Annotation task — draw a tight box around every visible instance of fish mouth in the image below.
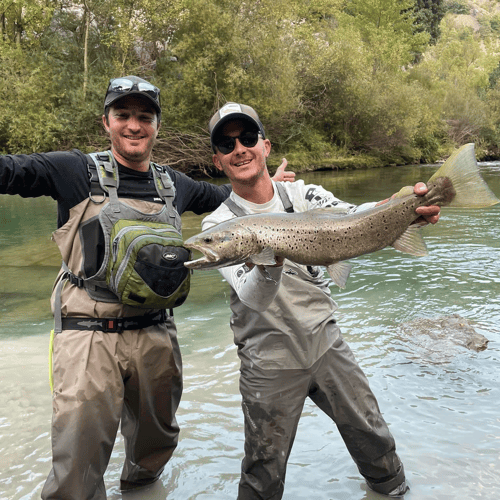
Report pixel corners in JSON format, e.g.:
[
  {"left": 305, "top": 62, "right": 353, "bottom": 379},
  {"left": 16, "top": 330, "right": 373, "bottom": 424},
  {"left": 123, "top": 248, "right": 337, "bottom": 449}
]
[
  {"left": 184, "top": 244, "right": 247, "bottom": 270},
  {"left": 184, "top": 255, "right": 213, "bottom": 269},
  {"left": 184, "top": 254, "right": 243, "bottom": 270},
  {"left": 183, "top": 244, "right": 223, "bottom": 269}
]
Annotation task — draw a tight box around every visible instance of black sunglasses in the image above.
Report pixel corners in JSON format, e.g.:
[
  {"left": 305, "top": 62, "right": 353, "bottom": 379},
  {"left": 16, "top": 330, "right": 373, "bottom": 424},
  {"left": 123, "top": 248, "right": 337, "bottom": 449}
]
[
  {"left": 214, "top": 131, "right": 260, "bottom": 155},
  {"left": 107, "top": 78, "right": 161, "bottom": 104}
]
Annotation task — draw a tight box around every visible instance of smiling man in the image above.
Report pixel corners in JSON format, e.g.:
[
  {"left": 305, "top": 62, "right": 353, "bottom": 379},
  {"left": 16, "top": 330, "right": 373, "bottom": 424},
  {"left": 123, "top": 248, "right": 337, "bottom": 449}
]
[
  {"left": 0, "top": 75, "right": 233, "bottom": 499},
  {"left": 0, "top": 78, "right": 299, "bottom": 499},
  {"left": 202, "top": 102, "right": 441, "bottom": 499},
  {"left": 103, "top": 86, "right": 161, "bottom": 169}
]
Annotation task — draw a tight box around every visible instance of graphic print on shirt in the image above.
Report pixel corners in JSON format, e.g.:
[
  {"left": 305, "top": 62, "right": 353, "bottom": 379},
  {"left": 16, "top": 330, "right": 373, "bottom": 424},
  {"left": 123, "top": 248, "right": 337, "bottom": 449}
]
[{"left": 305, "top": 186, "right": 355, "bottom": 210}]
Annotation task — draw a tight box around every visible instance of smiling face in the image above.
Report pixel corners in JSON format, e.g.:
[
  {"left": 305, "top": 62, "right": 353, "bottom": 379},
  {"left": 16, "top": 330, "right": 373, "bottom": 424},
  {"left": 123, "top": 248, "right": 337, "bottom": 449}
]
[
  {"left": 212, "top": 120, "right": 272, "bottom": 196},
  {"left": 102, "top": 95, "right": 160, "bottom": 171}
]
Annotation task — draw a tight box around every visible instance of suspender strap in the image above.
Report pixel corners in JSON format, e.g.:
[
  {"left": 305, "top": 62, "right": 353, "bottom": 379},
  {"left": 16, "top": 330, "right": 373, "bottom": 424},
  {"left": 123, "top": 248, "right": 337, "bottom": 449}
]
[
  {"left": 53, "top": 270, "right": 67, "bottom": 334},
  {"left": 224, "top": 182, "right": 295, "bottom": 216},
  {"left": 87, "top": 151, "right": 120, "bottom": 212},
  {"left": 223, "top": 197, "right": 248, "bottom": 216},
  {"left": 88, "top": 162, "right": 104, "bottom": 199},
  {"left": 274, "top": 182, "right": 294, "bottom": 213},
  {"left": 152, "top": 164, "right": 176, "bottom": 202},
  {"left": 99, "top": 152, "right": 119, "bottom": 212},
  {"left": 87, "top": 154, "right": 176, "bottom": 210}
]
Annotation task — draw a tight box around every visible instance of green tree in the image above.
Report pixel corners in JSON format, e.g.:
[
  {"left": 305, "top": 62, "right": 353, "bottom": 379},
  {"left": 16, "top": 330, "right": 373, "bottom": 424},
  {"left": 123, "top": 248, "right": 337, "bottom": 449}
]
[
  {"left": 0, "top": 0, "right": 54, "bottom": 47},
  {"left": 297, "top": 0, "right": 437, "bottom": 161},
  {"left": 158, "top": 0, "right": 303, "bottom": 132},
  {"left": 414, "top": 15, "right": 500, "bottom": 148},
  {"left": 414, "top": 0, "right": 446, "bottom": 44},
  {"left": 344, "top": 0, "right": 430, "bottom": 71},
  {"left": 0, "top": 45, "right": 66, "bottom": 152}
]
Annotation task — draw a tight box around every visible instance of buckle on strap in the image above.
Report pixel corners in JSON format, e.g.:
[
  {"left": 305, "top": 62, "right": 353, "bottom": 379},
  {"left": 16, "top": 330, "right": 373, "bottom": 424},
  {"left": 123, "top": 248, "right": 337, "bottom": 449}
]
[
  {"left": 68, "top": 273, "right": 85, "bottom": 288},
  {"left": 103, "top": 318, "right": 123, "bottom": 333}
]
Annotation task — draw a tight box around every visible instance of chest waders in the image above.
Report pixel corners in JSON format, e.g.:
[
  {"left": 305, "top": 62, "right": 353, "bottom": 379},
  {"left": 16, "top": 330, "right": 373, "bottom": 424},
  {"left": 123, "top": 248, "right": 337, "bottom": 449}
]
[
  {"left": 223, "top": 186, "right": 407, "bottom": 498},
  {"left": 223, "top": 182, "right": 339, "bottom": 371},
  {"left": 51, "top": 151, "right": 191, "bottom": 336}
]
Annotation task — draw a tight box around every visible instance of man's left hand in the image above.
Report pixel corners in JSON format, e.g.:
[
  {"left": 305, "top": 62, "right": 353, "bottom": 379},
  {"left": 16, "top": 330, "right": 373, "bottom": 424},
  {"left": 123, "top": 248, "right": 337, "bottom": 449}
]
[
  {"left": 413, "top": 182, "right": 440, "bottom": 224},
  {"left": 377, "top": 182, "right": 440, "bottom": 225},
  {"left": 272, "top": 158, "right": 296, "bottom": 183}
]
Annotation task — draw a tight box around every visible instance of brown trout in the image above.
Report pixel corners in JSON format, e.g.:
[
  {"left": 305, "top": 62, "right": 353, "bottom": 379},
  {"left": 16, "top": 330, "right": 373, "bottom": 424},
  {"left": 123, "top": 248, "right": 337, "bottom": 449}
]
[{"left": 184, "top": 143, "right": 499, "bottom": 287}]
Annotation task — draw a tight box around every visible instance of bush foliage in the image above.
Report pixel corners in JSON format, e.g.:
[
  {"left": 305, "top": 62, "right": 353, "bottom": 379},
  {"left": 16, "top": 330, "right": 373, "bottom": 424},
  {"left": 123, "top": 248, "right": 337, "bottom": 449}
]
[{"left": 1, "top": 0, "right": 500, "bottom": 173}]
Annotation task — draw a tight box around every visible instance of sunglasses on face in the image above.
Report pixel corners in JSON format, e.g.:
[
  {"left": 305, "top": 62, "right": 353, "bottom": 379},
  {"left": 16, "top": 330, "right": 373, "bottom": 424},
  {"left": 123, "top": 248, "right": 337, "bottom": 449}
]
[
  {"left": 107, "top": 78, "right": 161, "bottom": 103},
  {"left": 214, "top": 131, "right": 260, "bottom": 155}
]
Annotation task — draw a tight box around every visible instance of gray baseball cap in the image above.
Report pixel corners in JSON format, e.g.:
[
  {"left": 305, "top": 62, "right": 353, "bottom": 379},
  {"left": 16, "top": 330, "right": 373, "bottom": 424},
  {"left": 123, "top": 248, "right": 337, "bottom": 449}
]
[
  {"left": 104, "top": 76, "right": 161, "bottom": 117},
  {"left": 209, "top": 102, "right": 265, "bottom": 152}
]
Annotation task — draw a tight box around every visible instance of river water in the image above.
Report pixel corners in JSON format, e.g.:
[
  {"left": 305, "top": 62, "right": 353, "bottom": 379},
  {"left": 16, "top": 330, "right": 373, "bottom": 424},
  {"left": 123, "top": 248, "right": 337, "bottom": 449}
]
[{"left": 0, "top": 162, "right": 499, "bottom": 500}]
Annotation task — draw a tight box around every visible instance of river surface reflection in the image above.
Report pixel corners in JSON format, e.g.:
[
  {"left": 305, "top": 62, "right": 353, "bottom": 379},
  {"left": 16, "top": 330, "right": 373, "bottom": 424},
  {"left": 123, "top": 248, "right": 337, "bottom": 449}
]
[{"left": 0, "top": 162, "right": 499, "bottom": 499}]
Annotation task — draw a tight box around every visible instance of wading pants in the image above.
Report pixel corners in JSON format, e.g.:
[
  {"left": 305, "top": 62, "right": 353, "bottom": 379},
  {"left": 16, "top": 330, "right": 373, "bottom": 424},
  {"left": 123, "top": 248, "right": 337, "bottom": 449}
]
[
  {"left": 237, "top": 334, "right": 405, "bottom": 500},
  {"left": 41, "top": 323, "right": 182, "bottom": 500}
]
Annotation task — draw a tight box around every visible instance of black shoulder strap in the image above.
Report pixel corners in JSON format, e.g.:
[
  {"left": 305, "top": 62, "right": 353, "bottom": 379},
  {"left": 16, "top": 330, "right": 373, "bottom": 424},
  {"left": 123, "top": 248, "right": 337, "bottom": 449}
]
[
  {"left": 223, "top": 197, "right": 247, "bottom": 216},
  {"left": 224, "top": 182, "right": 295, "bottom": 217},
  {"left": 151, "top": 164, "right": 176, "bottom": 203},
  {"left": 87, "top": 153, "right": 176, "bottom": 207},
  {"left": 87, "top": 151, "right": 120, "bottom": 212},
  {"left": 274, "top": 182, "right": 294, "bottom": 213},
  {"left": 86, "top": 153, "right": 104, "bottom": 199}
]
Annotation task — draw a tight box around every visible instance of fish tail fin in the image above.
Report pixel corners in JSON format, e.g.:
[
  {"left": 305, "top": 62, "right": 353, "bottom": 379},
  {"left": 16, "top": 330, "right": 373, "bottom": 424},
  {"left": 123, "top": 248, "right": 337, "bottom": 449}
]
[
  {"left": 428, "top": 143, "right": 499, "bottom": 208},
  {"left": 326, "top": 261, "right": 352, "bottom": 288}
]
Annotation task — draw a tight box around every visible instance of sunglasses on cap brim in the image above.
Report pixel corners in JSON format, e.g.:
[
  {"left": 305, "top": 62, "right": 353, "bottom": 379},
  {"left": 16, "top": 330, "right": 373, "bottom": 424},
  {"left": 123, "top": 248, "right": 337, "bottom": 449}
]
[
  {"left": 214, "top": 131, "right": 260, "bottom": 155},
  {"left": 107, "top": 78, "right": 160, "bottom": 104}
]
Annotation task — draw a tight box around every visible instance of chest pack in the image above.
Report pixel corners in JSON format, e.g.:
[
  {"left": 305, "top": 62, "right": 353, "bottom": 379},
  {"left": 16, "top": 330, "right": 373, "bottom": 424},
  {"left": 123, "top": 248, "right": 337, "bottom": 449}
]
[{"left": 63, "top": 151, "right": 191, "bottom": 310}]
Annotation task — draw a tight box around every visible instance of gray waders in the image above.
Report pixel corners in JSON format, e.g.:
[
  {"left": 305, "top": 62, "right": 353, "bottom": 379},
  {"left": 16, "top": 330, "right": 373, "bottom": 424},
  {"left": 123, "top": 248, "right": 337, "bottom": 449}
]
[
  {"left": 42, "top": 153, "right": 185, "bottom": 499},
  {"left": 225, "top": 185, "right": 408, "bottom": 500}
]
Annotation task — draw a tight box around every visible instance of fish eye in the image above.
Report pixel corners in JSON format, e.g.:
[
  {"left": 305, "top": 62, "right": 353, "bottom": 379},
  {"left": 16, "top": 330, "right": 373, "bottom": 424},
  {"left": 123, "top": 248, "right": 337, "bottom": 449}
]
[{"left": 203, "top": 236, "right": 213, "bottom": 243}]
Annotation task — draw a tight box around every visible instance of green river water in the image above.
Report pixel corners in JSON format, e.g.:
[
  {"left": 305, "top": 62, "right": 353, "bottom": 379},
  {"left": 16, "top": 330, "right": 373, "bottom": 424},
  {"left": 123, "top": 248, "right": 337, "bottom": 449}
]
[{"left": 0, "top": 161, "right": 499, "bottom": 499}]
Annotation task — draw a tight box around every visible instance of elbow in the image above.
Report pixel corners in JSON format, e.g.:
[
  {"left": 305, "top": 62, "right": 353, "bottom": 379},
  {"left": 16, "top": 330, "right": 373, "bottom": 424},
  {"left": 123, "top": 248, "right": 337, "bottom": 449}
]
[{"left": 240, "top": 297, "right": 272, "bottom": 312}]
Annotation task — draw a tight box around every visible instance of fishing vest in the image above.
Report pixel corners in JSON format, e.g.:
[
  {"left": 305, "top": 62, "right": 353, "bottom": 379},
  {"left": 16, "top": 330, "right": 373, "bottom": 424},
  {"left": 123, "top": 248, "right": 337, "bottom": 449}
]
[{"left": 52, "top": 151, "right": 191, "bottom": 332}]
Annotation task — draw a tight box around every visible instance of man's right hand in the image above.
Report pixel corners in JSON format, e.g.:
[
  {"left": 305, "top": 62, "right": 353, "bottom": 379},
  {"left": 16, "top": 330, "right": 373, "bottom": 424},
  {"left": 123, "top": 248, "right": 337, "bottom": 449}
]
[{"left": 272, "top": 159, "right": 296, "bottom": 183}]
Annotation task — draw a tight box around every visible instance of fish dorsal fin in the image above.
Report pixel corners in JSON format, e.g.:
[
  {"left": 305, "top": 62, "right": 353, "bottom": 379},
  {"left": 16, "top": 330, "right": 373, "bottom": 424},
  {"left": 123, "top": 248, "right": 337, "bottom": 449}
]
[
  {"left": 326, "top": 261, "right": 352, "bottom": 289},
  {"left": 429, "top": 143, "right": 499, "bottom": 208},
  {"left": 249, "top": 247, "right": 277, "bottom": 266},
  {"left": 392, "top": 225, "right": 428, "bottom": 256}
]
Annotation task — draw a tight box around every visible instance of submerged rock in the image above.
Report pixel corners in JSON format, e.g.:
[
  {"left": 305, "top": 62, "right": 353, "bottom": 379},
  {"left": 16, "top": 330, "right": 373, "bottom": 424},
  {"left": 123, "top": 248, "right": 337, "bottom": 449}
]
[{"left": 395, "top": 314, "right": 489, "bottom": 363}]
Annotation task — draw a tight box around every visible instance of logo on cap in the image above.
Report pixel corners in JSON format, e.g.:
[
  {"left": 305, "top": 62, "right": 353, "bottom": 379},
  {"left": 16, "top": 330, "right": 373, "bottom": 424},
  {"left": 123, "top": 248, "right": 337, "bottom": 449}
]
[{"left": 219, "top": 103, "right": 243, "bottom": 118}]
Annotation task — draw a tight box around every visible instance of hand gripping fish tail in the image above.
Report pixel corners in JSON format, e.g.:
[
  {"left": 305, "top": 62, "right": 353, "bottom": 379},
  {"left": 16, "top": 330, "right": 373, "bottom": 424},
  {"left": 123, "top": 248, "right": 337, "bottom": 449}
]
[
  {"left": 425, "top": 142, "right": 499, "bottom": 209},
  {"left": 183, "top": 143, "right": 499, "bottom": 288}
]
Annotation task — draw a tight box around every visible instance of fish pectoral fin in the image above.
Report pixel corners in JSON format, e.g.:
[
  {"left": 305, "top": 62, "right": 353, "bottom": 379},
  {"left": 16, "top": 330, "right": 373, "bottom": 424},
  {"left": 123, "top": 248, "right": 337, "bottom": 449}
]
[
  {"left": 326, "top": 261, "right": 352, "bottom": 289},
  {"left": 249, "top": 247, "right": 277, "bottom": 266},
  {"left": 392, "top": 225, "right": 428, "bottom": 256}
]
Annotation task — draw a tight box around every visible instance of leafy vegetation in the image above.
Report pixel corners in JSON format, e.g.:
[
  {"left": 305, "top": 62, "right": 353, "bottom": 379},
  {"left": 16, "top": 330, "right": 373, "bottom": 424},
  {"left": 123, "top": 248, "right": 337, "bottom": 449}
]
[{"left": 1, "top": 0, "right": 500, "bottom": 175}]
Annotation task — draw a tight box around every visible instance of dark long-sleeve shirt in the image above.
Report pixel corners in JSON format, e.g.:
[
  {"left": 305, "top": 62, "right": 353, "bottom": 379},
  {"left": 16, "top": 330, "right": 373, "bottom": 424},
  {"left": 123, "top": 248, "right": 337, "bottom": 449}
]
[{"left": 0, "top": 149, "right": 230, "bottom": 227}]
